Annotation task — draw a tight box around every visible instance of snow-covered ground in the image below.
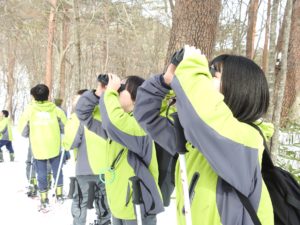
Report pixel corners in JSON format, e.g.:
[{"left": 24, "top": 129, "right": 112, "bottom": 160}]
[{"left": 0, "top": 129, "right": 176, "bottom": 225}]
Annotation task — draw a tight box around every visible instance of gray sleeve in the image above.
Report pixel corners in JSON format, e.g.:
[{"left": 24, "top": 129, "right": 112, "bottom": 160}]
[
  {"left": 75, "top": 91, "right": 107, "bottom": 139},
  {"left": 58, "top": 118, "right": 64, "bottom": 134},
  {"left": 21, "top": 122, "right": 30, "bottom": 138},
  {"left": 133, "top": 75, "right": 179, "bottom": 156}
]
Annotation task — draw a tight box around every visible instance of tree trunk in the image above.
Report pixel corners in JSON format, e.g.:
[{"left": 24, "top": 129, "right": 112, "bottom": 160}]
[
  {"left": 246, "top": 0, "right": 259, "bottom": 59},
  {"left": 281, "top": 0, "right": 300, "bottom": 125},
  {"left": 262, "top": 0, "right": 271, "bottom": 72},
  {"left": 165, "top": 0, "right": 222, "bottom": 67},
  {"left": 73, "top": 0, "right": 81, "bottom": 91},
  {"left": 265, "top": 0, "right": 280, "bottom": 122},
  {"left": 270, "top": 0, "right": 293, "bottom": 162},
  {"left": 289, "top": 91, "right": 300, "bottom": 123},
  {"left": 57, "top": 9, "right": 70, "bottom": 105},
  {"left": 44, "top": 0, "right": 57, "bottom": 97},
  {"left": 6, "top": 40, "right": 16, "bottom": 121},
  {"left": 101, "top": 0, "right": 110, "bottom": 72}
]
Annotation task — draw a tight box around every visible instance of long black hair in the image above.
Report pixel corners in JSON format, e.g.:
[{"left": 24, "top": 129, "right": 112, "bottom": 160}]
[
  {"left": 123, "top": 76, "right": 145, "bottom": 101},
  {"left": 209, "top": 55, "right": 269, "bottom": 123}
]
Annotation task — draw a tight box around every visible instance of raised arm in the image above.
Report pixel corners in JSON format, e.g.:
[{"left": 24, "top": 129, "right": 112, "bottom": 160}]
[
  {"left": 75, "top": 91, "right": 107, "bottom": 139},
  {"left": 134, "top": 75, "right": 182, "bottom": 156}
]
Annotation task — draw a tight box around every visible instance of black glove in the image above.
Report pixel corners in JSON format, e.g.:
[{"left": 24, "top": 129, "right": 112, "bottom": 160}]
[{"left": 170, "top": 48, "right": 185, "bottom": 66}]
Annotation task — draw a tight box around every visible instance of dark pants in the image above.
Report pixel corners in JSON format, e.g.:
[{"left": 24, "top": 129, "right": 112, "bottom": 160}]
[
  {"left": 72, "top": 175, "right": 111, "bottom": 225},
  {"left": 112, "top": 215, "right": 157, "bottom": 225},
  {"left": 0, "top": 140, "right": 14, "bottom": 153},
  {"left": 26, "top": 146, "right": 52, "bottom": 181},
  {"left": 35, "top": 153, "right": 63, "bottom": 191}
]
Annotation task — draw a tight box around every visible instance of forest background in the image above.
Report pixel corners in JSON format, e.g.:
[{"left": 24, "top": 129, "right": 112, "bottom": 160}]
[{"left": 0, "top": 0, "right": 299, "bottom": 179}]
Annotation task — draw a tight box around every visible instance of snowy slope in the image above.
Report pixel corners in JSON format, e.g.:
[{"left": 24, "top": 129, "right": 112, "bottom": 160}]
[{"left": 0, "top": 128, "right": 176, "bottom": 225}]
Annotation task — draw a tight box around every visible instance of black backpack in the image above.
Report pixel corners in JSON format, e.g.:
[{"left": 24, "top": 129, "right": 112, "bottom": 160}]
[
  {"left": 234, "top": 124, "right": 300, "bottom": 225},
  {"left": 155, "top": 143, "right": 178, "bottom": 206}
]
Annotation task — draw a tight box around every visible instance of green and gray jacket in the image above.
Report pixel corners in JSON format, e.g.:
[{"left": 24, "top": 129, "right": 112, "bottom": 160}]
[
  {"left": 63, "top": 108, "right": 108, "bottom": 176},
  {"left": 76, "top": 90, "right": 164, "bottom": 220},
  {"left": 18, "top": 101, "right": 67, "bottom": 160},
  {"left": 134, "top": 55, "right": 274, "bottom": 225},
  {"left": 0, "top": 117, "right": 13, "bottom": 141}
]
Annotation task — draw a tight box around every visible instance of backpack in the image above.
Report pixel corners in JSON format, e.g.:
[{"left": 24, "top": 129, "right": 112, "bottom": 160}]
[
  {"left": 155, "top": 143, "right": 178, "bottom": 207},
  {"left": 233, "top": 124, "right": 300, "bottom": 225}
]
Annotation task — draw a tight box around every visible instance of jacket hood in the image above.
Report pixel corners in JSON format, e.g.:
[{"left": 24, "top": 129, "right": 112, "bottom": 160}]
[{"left": 32, "top": 101, "right": 57, "bottom": 112}]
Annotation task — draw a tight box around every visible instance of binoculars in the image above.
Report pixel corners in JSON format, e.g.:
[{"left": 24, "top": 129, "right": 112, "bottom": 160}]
[{"left": 97, "top": 73, "right": 126, "bottom": 93}]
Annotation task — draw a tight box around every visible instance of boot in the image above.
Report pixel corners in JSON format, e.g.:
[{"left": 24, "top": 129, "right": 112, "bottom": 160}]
[
  {"left": 0, "top": 152, "right": 3, "bottom": 162},
  {"left": 9, "top": 153, "right": 14, "bottom": 162},
  {"left": 27, "top": 178, "right": 38, "bottom": 198},
  {"left": 39, "top": 191, "right": 50, "bottom": 212},
  {"left": 55, "top": 186, "right": 64, "bottom": 203}
]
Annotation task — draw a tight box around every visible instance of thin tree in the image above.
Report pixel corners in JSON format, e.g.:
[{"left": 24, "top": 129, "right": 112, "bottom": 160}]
[
  {"left": 45, "top": 0, "right": 58, "bottom": 97},
  {"left": 165, "top": 0, "right": 222, "bottom": 66},
  {"left": 72, "top": 0, "right": 81, "bottom": 91},
  {"left": 6, "top": 39, "right": 16, "bottom": 121},
  {"left": 57, "top": 5, "right": 71, "bottom": 105},
  {"left": 246, "top": 0, "right": 259, "bottom": 59},
  {"left": 262, "top": 0, "right": 271, "bottom": 72},
  {"left": 270, "top": 0, "right": 293, "bottom": 161},
  {"left": 265, "top": 0, "right": 280, "bottom": 122}
]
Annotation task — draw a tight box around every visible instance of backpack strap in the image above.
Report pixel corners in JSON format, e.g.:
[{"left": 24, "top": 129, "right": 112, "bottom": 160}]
[
  {"left": 234, "top": 188, "right": 262, "bottom": 225},
  {"left": 247, "top": 123, "right": 275, "bottom": 169}
]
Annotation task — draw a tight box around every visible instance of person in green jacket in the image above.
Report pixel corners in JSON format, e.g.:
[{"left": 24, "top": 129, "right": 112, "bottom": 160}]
[
  {"left": 0, "top": 110, "right": 14, "bottom": 162},
  {"left": 18, "top": 84, "right": 67, "bottom": 211},
  {"left": 134, "top": 46, "right": 274, "bottom": 225},
  {"left": 63, "top": 89, "right": 111, "bottom": 225},
  {"left": 76, "top": 75, "right": 164, "bottom": 225}
]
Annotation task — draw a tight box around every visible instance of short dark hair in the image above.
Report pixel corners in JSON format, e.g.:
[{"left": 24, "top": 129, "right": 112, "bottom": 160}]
[
  {"left": 124, "top": 76, "right": 145, "bottom": 101},
  {"left": 210, "top": 55, "right": 269, "bottom": 123},
  {"left": 30, "top": 84, "right": 49, "bottom": 101},
  {"left": 2, "top": 110, "right": 9, "bottom": 117}
]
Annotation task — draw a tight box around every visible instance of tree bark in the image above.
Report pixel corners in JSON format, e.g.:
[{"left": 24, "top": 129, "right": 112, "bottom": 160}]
[
  {"left": 6, "top": 40, "right": 16, "bottom": 121},
  {"left": 73, "top": 0, "right": 81, "bottom": 91},
  {"left": 265, "top": 0, "right": 280, "bottom": 122},
  {"left": 270, "top": 0, "right": 293, "bottom": 162},
  {"left": 246, "top": 0, "right": 259, "bottom": 59},
  {"left": 262, "top": 0, "right": 271, "bottom": 72},
  {"left": 44, "top": 0, "right": 57, "bottom": 97},
  {"left": 281, "top": 0, "right": 300, "bottom": 124},
  {"left": 164, "top": 0, "right": 222, "bottom": 67},
  {"left": 57, "top": 9, "right": 70, "bottom": 105}
]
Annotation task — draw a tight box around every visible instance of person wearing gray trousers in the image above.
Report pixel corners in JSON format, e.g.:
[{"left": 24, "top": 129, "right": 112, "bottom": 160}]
[{"left": 71, "top": 175, "right": 110, "bottom": 225}]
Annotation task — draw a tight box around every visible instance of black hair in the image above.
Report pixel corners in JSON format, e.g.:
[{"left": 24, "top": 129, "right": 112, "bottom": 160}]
[
  {"left": 124, "top": 76, "right": 145, "bottom": 101},
  {"left": 2, "top": 110, "right": 9, "bottom": 117},
  {"left": 30, "top": 84, "right": 49, "bottom": 101},
  {"left": 77, "top": 89, "right": 88, "bottom": 95},
  {"left": 209, "top": 54, "right": 269, "bottom": 123}
]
